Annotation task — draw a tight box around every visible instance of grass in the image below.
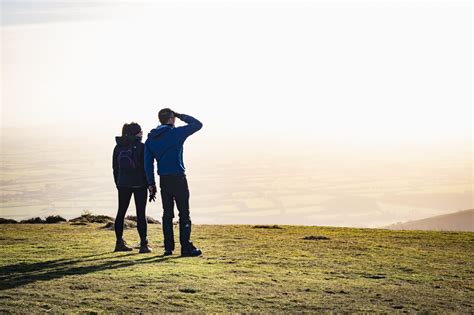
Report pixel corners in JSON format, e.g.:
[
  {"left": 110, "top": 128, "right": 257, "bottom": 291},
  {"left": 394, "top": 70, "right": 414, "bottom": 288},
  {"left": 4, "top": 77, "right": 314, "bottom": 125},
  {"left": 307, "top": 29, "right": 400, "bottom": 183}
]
[{"left": 0, "top": 224, "right": 473, "bottom": 313}]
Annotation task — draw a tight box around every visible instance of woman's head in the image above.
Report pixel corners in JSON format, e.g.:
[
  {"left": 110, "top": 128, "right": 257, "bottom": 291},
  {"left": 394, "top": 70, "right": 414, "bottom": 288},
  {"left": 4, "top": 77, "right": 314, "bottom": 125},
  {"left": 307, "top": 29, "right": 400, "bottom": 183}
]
[
  {"left": 121, "top": 122, "right": 143, "bottom": 139},
  {"left": 127, "top": 122, "right": 142, "bottom": 136}
]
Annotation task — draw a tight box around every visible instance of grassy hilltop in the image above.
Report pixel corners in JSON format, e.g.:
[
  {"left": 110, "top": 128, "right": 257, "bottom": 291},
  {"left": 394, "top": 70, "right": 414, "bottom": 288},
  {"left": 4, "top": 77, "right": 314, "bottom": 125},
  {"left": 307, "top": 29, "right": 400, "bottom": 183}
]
[{"left": 0, "top": 224, "right": 473, "bottom": 313}]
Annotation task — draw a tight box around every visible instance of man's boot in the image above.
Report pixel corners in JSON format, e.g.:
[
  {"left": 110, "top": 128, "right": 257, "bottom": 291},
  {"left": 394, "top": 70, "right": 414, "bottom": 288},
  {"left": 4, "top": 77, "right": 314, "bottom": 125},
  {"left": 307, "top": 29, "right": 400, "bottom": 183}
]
[
  {"left": 181, "top": 242, "right": 202, "bottom": 257},
  {"left": 180, "top": 220, "right": 202, "bottom": 257},
  {"left": 179, "top": 219, "right": 191, "bottom": 248},
  {"left": 162, "top": 217, "right": 175, "bottom": 253}
]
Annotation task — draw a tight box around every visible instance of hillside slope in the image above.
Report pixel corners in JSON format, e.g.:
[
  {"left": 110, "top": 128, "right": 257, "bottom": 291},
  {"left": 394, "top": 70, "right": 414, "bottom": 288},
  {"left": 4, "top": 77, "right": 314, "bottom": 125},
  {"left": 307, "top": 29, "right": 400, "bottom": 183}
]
[
  {"left": 0, "top": 224, "right": 473, "bottom": 312},
  {"left": 384, "top": 209, "right": 473, "bottom": 232}
]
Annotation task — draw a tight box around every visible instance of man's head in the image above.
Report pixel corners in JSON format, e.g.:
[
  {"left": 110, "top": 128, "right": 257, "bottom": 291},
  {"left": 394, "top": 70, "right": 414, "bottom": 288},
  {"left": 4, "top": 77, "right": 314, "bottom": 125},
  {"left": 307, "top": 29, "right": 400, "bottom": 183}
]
[{"left": 158, "top": 108, "right": 176, "bottom": 125}]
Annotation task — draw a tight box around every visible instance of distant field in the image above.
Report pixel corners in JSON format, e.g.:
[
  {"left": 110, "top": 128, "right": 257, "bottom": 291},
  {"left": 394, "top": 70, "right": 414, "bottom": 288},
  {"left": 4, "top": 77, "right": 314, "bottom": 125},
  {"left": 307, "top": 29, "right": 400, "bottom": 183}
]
[
  {"left": 0, "top": 224, "right": 473, "bottom": 312},
  {"left": 1, "top": 131, "right": 472, "bottom": 227}
]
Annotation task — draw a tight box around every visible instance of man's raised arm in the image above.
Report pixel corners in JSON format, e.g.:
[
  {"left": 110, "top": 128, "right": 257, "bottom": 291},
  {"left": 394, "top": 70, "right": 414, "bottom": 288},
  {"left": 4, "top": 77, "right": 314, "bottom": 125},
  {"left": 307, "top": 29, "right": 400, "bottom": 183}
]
[{"left": 174, "top": 113, "right": 203, "bottom": 139}]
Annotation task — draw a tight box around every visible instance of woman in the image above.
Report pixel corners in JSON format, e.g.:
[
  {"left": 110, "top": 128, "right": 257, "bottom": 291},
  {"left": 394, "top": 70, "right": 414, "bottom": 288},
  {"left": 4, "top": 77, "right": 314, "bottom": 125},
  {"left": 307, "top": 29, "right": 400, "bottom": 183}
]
[{"left": 112, "top": 122, "right": 151, "bottom": 253}]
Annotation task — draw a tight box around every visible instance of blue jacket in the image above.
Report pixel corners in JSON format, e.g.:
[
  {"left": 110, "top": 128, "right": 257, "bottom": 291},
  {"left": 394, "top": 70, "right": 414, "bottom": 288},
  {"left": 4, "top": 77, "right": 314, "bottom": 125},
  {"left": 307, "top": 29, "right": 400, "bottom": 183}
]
[{"left": 144, "top": 114, "right": 203, "bottom": 185}]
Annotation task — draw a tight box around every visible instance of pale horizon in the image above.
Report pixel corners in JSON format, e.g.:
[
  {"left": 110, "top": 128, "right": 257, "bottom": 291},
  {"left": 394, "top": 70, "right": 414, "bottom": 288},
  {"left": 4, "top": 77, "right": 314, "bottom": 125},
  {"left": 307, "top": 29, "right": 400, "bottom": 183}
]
[{"left": 1, "top": 0, "right": 472, "bottom": 228}]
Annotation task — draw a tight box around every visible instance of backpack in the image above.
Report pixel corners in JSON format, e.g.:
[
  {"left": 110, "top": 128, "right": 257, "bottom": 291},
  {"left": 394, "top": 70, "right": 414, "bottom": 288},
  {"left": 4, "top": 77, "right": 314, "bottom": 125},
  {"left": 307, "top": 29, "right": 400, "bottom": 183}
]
[{"left": 117, "top": 145, "right": 138, "bottom": 170}]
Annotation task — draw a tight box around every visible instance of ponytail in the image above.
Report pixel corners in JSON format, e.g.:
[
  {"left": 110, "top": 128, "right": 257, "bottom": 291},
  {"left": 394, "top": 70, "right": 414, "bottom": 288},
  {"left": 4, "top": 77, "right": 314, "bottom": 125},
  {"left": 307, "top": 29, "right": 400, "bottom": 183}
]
[{"left": 121, "top": 123, "right": 129, "bottom": 137}]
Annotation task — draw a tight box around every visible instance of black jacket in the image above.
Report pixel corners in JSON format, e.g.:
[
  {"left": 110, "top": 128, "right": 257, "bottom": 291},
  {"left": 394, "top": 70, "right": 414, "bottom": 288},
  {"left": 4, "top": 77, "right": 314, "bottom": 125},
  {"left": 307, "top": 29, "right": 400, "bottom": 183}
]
[{"left": 113, "top": 136, "right": 147, "bottom": 188}]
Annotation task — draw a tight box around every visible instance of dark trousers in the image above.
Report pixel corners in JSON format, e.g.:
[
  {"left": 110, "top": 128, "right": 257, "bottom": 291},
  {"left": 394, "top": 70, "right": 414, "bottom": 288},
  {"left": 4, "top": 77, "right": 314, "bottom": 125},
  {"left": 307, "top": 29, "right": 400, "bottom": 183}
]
[
  {"left": 160, "top": 175, "right": 192, "bottom": 251},
  {"left": 115, "top": 187, "right": 148, "bottom": 245}
]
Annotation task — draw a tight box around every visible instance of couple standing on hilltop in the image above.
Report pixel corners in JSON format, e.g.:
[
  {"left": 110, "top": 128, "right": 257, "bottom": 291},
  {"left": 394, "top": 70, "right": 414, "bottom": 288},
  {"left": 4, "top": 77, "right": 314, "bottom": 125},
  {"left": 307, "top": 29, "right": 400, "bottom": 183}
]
[{"left": 112, "top": 108, "right": 203, "bottom": 257}]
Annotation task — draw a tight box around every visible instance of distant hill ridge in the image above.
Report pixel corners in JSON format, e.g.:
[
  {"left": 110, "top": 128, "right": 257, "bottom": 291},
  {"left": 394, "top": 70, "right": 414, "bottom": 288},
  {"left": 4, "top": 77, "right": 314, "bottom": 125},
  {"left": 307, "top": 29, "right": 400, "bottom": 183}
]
[{"left": 383, "top": 209, "right": 473, "bottom": 232}]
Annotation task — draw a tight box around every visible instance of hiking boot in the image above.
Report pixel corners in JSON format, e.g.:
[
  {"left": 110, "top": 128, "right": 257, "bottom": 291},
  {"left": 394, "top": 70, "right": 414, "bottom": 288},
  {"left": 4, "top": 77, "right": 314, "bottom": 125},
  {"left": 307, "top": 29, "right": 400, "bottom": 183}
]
[
  {"left": 181, "top": 243, "right": 202, "bottom": 257},
  {"left": 164, "top": 250, "right": 173, "bottom": 256},
  {"left": 139, "top": 244, "right": 152, "bottom": 254},
  {"left": 114, "top": 240, "right": 133, "bottom": 252}
]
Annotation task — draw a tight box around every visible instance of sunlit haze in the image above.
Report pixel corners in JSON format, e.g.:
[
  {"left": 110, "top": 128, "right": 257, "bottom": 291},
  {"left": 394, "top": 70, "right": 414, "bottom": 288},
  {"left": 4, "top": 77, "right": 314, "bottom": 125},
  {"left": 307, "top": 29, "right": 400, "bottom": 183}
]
[{"left": 1, "top": 0, "right": 472, "bottom": 227}]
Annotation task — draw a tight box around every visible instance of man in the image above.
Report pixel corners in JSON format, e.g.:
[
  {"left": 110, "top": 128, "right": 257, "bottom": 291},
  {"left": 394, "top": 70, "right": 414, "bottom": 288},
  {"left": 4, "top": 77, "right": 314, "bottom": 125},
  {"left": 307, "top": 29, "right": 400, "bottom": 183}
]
[{"left": 144, "top": 108, "right": 203, "bottom": 257}]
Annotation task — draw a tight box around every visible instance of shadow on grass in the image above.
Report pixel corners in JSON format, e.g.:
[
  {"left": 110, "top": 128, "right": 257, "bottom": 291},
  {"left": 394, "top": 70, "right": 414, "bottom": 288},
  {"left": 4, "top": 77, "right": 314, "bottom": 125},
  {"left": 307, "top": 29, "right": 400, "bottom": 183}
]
[{"left": 0, "top": 252, "right": 178, "bottom": 290}]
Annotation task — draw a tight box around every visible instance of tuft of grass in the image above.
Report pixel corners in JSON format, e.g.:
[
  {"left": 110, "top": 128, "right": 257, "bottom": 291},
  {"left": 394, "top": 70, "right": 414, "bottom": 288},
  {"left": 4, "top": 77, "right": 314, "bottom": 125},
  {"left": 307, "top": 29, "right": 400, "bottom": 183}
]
[
  {"left": 3, "top": 215, "right": 67, "bottom": 224},
  {"left": 45, "top": 215, "right": 67, "bottom": 224},
  {"left": 0, "top": 224, "right": 473, "bottom": 312},
  {"left": 0, "top": 218, "right": 18, "bottom": 224},
  {"left": 20, "top": 217, "right": 45, "bottom": 224}
]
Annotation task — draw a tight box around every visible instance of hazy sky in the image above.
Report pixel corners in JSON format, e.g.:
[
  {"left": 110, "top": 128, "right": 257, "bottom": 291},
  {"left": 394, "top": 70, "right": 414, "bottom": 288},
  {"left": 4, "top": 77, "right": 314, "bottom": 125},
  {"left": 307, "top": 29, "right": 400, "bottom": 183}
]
[
  {"left": 0, "top": 1, "right": 472, "bottom": 226},
  {"left": 2, "top": 0, "right": 471, "bottom": 146}
]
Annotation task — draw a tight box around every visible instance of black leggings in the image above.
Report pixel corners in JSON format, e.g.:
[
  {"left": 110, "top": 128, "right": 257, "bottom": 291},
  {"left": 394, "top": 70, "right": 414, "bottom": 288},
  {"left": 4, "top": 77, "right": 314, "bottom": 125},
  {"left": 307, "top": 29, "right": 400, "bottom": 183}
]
[{"left": 115, "top": 187, "right": 148, "bottom": 245}]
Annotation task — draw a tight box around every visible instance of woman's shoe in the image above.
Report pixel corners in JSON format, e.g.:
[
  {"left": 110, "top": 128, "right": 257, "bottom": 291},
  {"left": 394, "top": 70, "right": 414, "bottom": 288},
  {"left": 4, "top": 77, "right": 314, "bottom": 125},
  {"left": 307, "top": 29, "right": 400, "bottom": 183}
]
[
  {"left": 139, "top": 244, "right": 152, "bottom": 254},
  {"left": 114, "top": 240, "right": 133, "bottom": 252}
]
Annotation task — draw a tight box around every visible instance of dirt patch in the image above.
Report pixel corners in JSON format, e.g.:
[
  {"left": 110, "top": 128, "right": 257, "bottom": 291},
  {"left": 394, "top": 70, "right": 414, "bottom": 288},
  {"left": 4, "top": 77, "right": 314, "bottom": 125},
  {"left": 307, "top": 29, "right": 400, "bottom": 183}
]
[
  {"left": 179, "top": 288, "right": 198, "bottom": 294},
  {"left": 253, "top": 225, "right": 283, "bottom": 229},
  {"left": 303, "top": 235, "right": 330, "bottom": 241},
  {"left": 70, "top": 222, "right": 88, "bottom": 226},
  {"left": 70, "top": 214, "right": 114, "bottom": 224},
  {"left": 102, "top": 220, "right": 137, "bottom": 230},
  {"left": 362, "top": 274, "right": 386, "bottom": 279},
  {"left": 125, "top": 215, "right": 161, "bottom": 224}
]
